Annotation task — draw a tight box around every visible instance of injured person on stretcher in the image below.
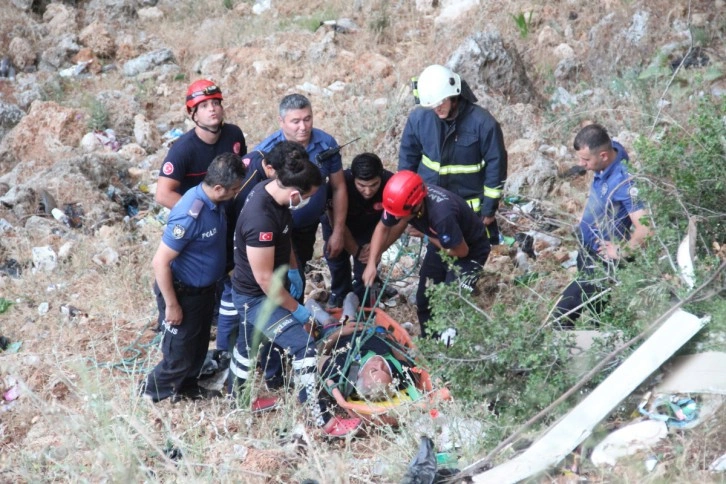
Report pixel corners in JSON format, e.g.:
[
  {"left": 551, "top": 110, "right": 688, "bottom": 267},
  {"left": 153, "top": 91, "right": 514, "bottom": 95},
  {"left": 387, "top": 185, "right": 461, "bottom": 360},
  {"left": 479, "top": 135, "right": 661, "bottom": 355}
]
[{"left": 303, "top": 293, "right": 450, "bottom": 425}]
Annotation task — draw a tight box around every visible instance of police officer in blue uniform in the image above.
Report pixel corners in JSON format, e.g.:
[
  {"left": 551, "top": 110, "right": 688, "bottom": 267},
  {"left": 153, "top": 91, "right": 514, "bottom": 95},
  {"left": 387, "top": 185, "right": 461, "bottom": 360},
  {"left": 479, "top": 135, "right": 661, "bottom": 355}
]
[
  {"left": 362, "top": 171, "right": 491, "bottom": 337},
  {"left": 321, "top": 153, "right": 394, "bottom": 308},
  {"left": 142, "top": 153, "right": 246, "bottom": 403},
  {"left": 254, "top": 93, "right": 349, "bottom": 301},
  {"left": 553, "top": 124, "right": 650, "bottom": 327}
]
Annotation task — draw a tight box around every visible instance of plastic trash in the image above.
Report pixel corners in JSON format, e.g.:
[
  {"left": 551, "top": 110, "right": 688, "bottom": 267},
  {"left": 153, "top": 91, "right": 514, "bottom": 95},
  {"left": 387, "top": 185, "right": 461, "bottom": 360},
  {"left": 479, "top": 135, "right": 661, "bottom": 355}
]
[{"left": 401, "top": 436, "right": 437, "bottom": 484}]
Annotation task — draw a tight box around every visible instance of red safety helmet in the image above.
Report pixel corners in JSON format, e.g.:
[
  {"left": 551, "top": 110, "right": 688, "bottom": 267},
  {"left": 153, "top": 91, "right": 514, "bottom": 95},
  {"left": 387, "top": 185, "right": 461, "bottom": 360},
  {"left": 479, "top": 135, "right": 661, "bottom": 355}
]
[
  {"left": 382, "top": 170, "right": 427, "bottom": 217},
  {"left": 185, "top": 79, "right": 223, "bottom": 114}
]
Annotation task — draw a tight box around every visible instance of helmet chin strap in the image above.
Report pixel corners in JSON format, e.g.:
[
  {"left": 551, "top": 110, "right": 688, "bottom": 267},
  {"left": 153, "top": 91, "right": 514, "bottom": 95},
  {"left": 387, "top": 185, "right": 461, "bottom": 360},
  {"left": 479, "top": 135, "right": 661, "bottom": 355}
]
[{"left": 192, "top": 109, "right": 223, "bottom": 135}]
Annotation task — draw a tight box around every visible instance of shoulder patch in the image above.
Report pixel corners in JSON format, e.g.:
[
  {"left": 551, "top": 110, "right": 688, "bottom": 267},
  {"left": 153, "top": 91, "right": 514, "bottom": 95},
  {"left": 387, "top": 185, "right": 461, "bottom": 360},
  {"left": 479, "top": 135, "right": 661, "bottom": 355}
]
[
  {"left": 188, "top": 199, "right": 205, "bottom": 219},
  {"left": 259, "top": 232, "right": 273, "bottom": 242},
  {"left": 172, "top": 224, "right": 185, "bottom": 239},
  {"left": 629, "top": 186, "right": 639, "bottom": 199},
  {"left": 162, "top": 161, "right": 174, "bottom": 176}
]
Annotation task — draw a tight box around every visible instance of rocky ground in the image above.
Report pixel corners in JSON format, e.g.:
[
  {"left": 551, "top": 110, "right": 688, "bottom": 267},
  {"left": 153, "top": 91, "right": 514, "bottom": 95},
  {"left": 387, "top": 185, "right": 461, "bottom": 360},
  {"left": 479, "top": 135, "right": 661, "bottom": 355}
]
[{"left": 0, "top": 0, "right": 725, "bottom": 482}]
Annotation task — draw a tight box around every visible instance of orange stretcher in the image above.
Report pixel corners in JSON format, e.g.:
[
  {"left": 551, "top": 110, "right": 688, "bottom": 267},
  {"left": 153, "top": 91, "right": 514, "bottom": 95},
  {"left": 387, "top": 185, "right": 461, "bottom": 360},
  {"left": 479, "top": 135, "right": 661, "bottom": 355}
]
[{"left": 322, "top": 307, "right": 452, "bottom": 426}]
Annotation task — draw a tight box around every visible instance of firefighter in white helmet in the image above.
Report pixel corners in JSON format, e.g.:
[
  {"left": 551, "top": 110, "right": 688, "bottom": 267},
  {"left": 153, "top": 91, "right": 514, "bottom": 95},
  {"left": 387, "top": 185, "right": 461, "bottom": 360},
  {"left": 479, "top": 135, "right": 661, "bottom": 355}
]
[{"left": 399, "top": 64, "right": 508, "bottom": 245}]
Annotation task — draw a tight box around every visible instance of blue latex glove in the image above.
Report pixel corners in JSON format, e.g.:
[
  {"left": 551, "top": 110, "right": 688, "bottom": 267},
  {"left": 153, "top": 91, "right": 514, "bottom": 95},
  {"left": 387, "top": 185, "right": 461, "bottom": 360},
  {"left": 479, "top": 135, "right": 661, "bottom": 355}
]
[
  {"left": 288, "top": 269, "right": 303, "bottom": 299},
  {"left": 291, "top": 304, "right": 311, "bottom": 324}
]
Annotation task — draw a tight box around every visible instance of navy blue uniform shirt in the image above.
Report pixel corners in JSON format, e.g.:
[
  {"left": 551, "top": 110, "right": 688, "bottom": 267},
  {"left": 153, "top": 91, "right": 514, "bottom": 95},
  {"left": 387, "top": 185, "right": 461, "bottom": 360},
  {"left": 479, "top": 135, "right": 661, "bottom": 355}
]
[
  {"left": 254, "top": 128, "right": 343, "bottom": 227},
  {"left": 382, "top": 185, "right": 489, "bottom": 258},
  {"left": 162, "top": 184, "right": 227, "bottom": 287},
  {"left": 579, "top": 141, "right": 645, "bottom": 251}
]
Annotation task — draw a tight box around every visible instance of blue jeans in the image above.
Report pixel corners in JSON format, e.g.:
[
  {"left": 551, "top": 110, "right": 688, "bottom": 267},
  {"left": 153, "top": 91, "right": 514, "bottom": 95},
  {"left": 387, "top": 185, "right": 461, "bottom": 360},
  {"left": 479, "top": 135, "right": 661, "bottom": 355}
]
[
  {"left": 215, "top": 277, "right": 238, "bottom": 351},
  {"left": 229, "top": 290, "right": 328, "bottom": 426}
]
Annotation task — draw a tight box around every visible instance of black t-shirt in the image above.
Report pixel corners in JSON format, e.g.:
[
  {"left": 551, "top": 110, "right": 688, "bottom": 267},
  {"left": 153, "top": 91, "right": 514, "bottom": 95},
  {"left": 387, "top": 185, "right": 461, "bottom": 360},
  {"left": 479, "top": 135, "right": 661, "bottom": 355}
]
[
  {"left": 381, "top": 184, "right": 489, "bottom": 258},
  {"left": 159, "top": 124, "right": 246, "bottom": 195},
  {"left": 232, "top": 180, "right": 292, "bottom": 296},
  {"left": 343, "top": 169, "right": 394, "bottom": 239},
  {"left": 225, "top": 150, "right": 268, "bottom": 271}
]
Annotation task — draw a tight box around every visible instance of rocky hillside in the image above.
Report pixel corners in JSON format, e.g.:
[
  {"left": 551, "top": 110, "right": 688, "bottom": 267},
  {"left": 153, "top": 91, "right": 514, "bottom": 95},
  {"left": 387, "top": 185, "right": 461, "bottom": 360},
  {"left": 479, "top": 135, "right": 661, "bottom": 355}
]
[{"left": 0, "top": 0, "right": 724, "bottom": 482}]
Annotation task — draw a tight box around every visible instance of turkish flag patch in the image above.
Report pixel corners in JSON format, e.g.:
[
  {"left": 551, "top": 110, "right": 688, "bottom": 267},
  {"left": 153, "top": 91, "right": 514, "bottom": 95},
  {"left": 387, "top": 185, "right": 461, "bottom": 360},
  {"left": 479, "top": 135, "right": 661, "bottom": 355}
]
[
  {"left": 259, "top": 232, "right": 273, "bottom": 242},
  {"left": 162, "top": 161, "right": 174, "bottom": 175}
]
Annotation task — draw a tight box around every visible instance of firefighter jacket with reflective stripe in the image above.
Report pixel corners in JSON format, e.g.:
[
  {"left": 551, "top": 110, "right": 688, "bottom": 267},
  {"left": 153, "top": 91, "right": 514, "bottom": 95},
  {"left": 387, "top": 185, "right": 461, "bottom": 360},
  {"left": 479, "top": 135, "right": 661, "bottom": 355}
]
[{"left": 398, "top": 100, "right": 507, "bottom": 217}]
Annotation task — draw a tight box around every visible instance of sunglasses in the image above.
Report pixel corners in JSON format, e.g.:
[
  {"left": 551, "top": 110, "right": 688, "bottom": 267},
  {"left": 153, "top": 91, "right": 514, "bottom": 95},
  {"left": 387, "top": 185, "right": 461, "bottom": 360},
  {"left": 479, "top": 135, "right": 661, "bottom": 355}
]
[{"left": 186, "top": 85, "right": 221, "bottom": 102}]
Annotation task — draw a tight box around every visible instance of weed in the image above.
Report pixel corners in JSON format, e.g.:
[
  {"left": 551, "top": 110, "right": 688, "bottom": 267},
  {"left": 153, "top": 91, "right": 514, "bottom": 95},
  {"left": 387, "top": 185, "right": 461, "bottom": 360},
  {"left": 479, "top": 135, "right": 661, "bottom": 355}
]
[
  {"left": 86, "top": 97, "right": 109, "bottom": 131},
  {"left": 511, "top": 11, "right": 533, "bottom": 39},
  {"left": 222, "top": 0, "right": 233, "bottom": 10}
]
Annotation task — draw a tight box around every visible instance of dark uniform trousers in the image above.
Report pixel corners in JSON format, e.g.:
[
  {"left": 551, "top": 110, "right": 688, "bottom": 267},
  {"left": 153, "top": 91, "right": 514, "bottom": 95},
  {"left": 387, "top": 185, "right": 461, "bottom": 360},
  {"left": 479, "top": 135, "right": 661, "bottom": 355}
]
[
  {"left": 416, "top": 244, "right": 490, "bottom": 336},
  {"left": 144, "top": 281, "right": 216, "bottom": 401},
  {"left": 320, "top": 215, "right": 372, "bottom": 304},
  {"left": 290, "top": 223, "right": 318, "bottom": 304},
  {"left": 553, "top": 249, "right": 614, "bottom": 328}
]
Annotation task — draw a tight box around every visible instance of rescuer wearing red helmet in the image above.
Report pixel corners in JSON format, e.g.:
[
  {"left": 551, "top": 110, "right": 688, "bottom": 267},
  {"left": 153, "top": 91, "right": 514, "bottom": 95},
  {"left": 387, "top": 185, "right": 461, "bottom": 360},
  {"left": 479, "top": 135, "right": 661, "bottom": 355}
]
[
  {"left": 362, "top": 170, "right": 491, "bottom": 336},
  {"left": 155, "top": 79, "right": 247, "bottom": 209}
]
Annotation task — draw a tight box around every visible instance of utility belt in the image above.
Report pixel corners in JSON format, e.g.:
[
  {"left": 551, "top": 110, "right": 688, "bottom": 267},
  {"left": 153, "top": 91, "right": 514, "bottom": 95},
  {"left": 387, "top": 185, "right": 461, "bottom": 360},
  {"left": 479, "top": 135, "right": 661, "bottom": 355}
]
[{"left": 172, "top": 280, "right": 216, "bottom": 296}]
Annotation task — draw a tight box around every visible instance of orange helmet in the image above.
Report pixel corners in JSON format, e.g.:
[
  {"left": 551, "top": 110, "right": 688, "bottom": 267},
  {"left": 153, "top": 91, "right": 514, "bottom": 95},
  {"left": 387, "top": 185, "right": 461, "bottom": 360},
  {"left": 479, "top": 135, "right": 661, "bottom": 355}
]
[
  {"left": 382, "top": 170, "right": 427, "bottom": 217},
  {"left": 185, "top": 79, "right": 223, "bottom": 114}
]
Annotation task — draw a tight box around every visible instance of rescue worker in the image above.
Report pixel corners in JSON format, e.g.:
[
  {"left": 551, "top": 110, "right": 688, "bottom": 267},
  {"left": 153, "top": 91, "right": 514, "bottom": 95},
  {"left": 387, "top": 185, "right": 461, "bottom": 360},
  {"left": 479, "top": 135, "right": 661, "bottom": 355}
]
[
  {"left": 142, "top": 153, "right": 246, "bottom": 403},
  {"left": 553, "top": 124, "right": 650, "bottom": 327},
  {"left": 254, "top": 94, "right": 348, "bottom": 301},
  {"left": 399, "top": 64, "right": 507, "bottom": 245},
  {"left": 362, "top": 171, "right": 490, "bottom": 337},
  {"left": 321, "top": 153, "right": 394, "bottom": 308},
  {"left": 230, "top": 141, "right": 361, "bottom": 437},
  {"left": 155, "top": 79, "right": 246, "bottom": 209}
]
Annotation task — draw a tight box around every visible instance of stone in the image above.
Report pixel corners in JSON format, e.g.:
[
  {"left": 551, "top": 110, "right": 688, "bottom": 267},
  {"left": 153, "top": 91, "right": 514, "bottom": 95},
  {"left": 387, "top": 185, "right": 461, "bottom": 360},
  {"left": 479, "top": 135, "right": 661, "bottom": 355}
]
[
  {"left": 79, "top": 21, "right": 115, "bottom": 58},
  {"left": 447, "top": 31, "right": 543, "bottom": 106},
  {"left": 435, "top": 0, "right": 479, "bottom": 24},
  {"left": 553, "top": 43, "right": 575, "bottom": 60},
  {"left": 32, "top": 246, "right": 58, "bottom": 272},
  {"left": 43, "top": 3, "right": 77, "bottom": 38},
  {"left": 9, "top": 37, "right": 36, "bottom": 72},
  {"left": 555, "top": 57, "right": 581, "bottom": 81},
  {"left": 505, "top": 154, "right": 558, "bottom": 200},
  {"left": 0, "top": 101, "right": 86, "bottom": 164},
  {"left": 537, "top": 25, "right": 560, "bottom": 47},
  {"left": 137, "top": 7, "right": 164, "bottom": 21},
  {"left": 133, "top": 114, "right": 160, "bottom": 151},
  {"left": 40, "top": 35, "right": 81, "bottom": 69},
  {"left": 122, "top": 48, "right": 175, "bottom": 77},
  {"left": 353, "top": 52, "right": 393, "bottom": 79}
]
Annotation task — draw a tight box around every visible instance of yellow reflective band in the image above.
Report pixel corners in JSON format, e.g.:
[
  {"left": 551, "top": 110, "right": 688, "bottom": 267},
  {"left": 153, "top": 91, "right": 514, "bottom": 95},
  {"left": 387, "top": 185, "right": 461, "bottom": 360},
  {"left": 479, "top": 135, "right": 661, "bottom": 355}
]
[
  {"left": 466, "top": 198, "right": 481, "bottom": 211},
  {"left": 421, "top": 155, "right": 483, "bottom": 175},
  {"left": 484, "top": 186, "right": 502, "bottom": 198}
]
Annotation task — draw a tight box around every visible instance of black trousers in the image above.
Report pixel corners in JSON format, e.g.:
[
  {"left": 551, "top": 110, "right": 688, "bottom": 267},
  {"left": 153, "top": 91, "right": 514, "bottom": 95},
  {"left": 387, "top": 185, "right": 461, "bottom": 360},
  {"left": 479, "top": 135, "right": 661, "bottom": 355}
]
[
  {"left": 553, "top": 250, "right": 612, "bottom": 328},
  {"left": 144, "top": 282, "right": 215, "bottom": 402},
  {"left": 321, "top": 214, "right": 372, "bottom": 303},
  {"left": 291, "top": 223, "right": 318, "bottom": 304},
  {"left": 416, "top": 244, "right": 489, "bottom": 337}
]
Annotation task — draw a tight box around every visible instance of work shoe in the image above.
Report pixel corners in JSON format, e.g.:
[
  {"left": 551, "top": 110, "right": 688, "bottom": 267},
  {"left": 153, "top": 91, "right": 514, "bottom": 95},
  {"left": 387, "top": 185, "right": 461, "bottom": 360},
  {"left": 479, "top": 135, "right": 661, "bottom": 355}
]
[
  {"left": 171, "top": 385, "right": 222, "bottom": 403},
  {"left": 251, "top": 396, "right": 280, "bottom": 413},
  {"left": 322, "top": 416, "right": 362, "bottom": 438},
  {"left": 326, "top": 293, "right": 343, "bottom": 310}
]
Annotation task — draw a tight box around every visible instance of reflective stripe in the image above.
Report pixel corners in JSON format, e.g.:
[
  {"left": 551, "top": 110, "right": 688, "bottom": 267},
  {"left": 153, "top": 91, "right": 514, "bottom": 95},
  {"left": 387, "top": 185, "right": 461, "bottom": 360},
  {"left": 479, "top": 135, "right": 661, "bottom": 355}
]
[
  {"left": 466, "top": 198, "right": 481, "bottom": 212},
  {"left": 421, "top": 155, "right": 483, "bottom": 175},
  {"left": 229, "top": 360, "right": 249, "bottom": 380},
  {"left": 295, "top": 373, "right": 316, "bottom": 386},
  {"left": 220, "top": 300, "right": 235, "bottom": 308},
  {"left": 232, "top": 346, "right": 252, "bottom": 367},
  {"left": 484, "top": 186, "right": 502, "bottom": 198},
  {"left": 292, "top": 356, "right": 317, "bottom": 371},
  {"left": 219, "top": 308, "right": 238, "bottom": 316}
]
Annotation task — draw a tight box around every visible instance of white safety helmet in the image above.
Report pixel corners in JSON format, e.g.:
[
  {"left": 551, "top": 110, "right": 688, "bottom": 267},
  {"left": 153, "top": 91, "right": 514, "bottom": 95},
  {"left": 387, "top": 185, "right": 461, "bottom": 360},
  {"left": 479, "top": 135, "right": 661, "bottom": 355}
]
[{"left": 416, "top": 64, "right": 461, "bottom": 108}]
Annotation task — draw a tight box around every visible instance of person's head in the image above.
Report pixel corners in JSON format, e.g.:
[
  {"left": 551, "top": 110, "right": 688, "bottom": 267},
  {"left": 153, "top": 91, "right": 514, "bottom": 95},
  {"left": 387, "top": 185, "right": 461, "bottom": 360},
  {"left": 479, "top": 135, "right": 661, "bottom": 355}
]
[
  {"left": 573, "top": 123, "right": 616, "bottom": 172},
  {"left": 278, "top": 94, "right": 313, "bottom": 146},
  {"left": 203, "top": 152, "right": 246, "bottom": 202},
  {"left": 268, "top": 141, "right": 322, "bottom": 208},
  {"left": 351, "top": 153, "right": 384, "bottom": 200},
  {"left": 185, "top": 79, "right": 224, "bottom": 133},
  {"left": 355, "top": 355, "right": 393, "bottom": 401},
  {"left": 416, "top": 64, "right": 461, "bottom": 120},
  {"left": 382, "top": 170, "right": 427, "bottom": 218}
]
